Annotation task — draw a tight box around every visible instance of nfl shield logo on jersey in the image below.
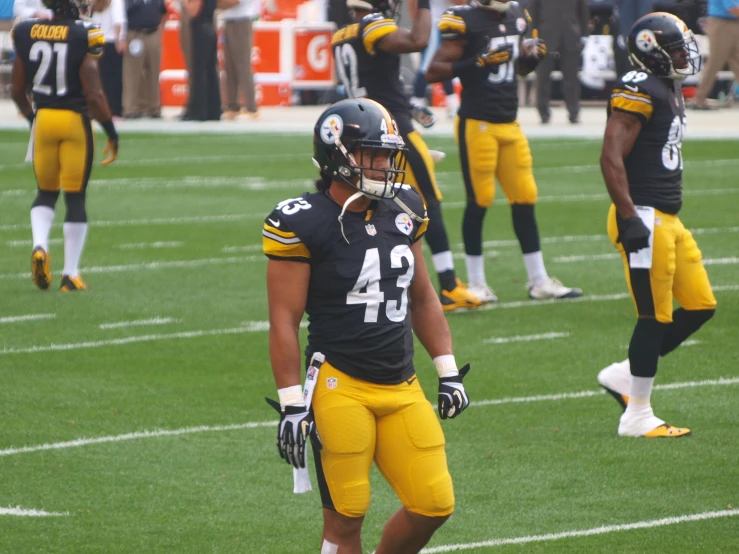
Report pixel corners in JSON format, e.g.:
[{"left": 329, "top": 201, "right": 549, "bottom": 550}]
[
  {"left": 365, "top": 223, "right": 377, "bottom": 236},
  {"left": 326, "top": 377, "right": 338, "bottom": 390}
]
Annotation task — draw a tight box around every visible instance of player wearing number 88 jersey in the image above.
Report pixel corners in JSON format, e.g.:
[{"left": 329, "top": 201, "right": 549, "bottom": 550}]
[
  {"left": 263, "top": 99, "right": 472, "bottom": 553},
  {"left": 598, "top": 12, "right": 716, "bottom": 439}
]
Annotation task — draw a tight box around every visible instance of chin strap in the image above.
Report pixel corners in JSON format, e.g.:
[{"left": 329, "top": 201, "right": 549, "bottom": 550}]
[
  {"left": 393, "top": 194, "right": 430, "bottom": 225},
  {"left": 338, "top": 191, "right": 366, "bottom": 244}
]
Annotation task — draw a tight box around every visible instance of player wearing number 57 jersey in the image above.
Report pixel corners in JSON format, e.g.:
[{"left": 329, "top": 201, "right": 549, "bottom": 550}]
[
  {"left": 263, "top": 99, "right": 472, "bottom": 553},
  {"left": 598, "top": 13, "right": 716, "bottom": 438},
  {"left": 331, "top": 0, "right": 482, "bottom": 312},
  {"left": 427, "top": 0, "right": 582, "bottom": 303},
  {"left": 12, "top": 0, "right": 119, "bottom": 292}
]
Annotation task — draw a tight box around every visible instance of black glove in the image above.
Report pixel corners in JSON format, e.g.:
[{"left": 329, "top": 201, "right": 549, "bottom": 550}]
[
  {"left": 617, "top": 216, "right": 651, "bottom": 254},
  {"left": 411, "top": 103, "right": 436, "bottom": 129},
  {"left": 438, "top": 363, "right": 471, "bottom": 420},
  {"left": 522, "top": 37, "right": 547, "bottom": 60},
  {"left": 265, "top": 397, "right": 322, "bottom": 469},
  {"left": 476, "top": 44, "right": 513, "bottom": 68}
]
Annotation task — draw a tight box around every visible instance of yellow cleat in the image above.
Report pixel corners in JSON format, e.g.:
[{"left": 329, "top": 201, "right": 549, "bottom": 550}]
[
  {"left": 440, "top": 279, "right": 483, "bottom": 312},
  {"left": 643, "top": 424, "right": 692, "bottom": 438},
  {"left": 60, "top": 275, "right": 88, "bottom": 292},
  {"left": 31, "top": 246, "right": 52, "bottom": 290}
]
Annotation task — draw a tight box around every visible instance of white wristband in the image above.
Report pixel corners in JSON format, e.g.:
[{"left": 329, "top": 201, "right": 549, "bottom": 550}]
[
  {"left": 433, "top": 355, "right": 459, "bottom": 378},
  {"left": 277, "top": 385, "right": 304, "bottom": 409}
]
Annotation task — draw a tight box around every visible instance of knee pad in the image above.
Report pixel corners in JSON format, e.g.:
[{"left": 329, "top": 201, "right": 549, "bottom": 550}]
[
  {"left": 64, "top": 192, "right": 87, "bottom": 223},
  {"left": 32, "top": 190, "right": 60, "bottom": 209}
]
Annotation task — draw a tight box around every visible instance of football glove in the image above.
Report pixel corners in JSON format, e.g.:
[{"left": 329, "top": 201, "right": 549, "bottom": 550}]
[
  {"left": 522, "top": 37, "right": 547, "bottom": 60},
  {"left": 476, "top": 44, "right": 513, "bottom": 68},
  {"left": 438, "top": 363, "right": 471, "bottom": 420},
  {"left": 411, "top": 103, "right": 436, "bottom": 129},
  {"left": 265, "top": 397, "right": 321, "bottom": 469},
  {"left": 617, "top": 216, "right": 651, "bottom": 253},
  {"left": 101, "top": 138, "right": 118, "bottom": 166}
]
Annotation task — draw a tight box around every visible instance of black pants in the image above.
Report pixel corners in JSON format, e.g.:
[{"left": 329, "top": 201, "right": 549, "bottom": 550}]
[
  {"left": 100, "top": 42, "right": 123, "bottom": 117},
  {"left": 187, "top": 21, "right": 221, "bottom": 121}
]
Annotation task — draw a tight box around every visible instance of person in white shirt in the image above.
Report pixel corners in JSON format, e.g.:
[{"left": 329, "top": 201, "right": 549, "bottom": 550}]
[
  {"left": 89, "top": 0, "right": 128, "bottom": 116},
  {"left": 13, "top": 0, "right": 54, "bottom": 20},
  {"left": 221, "top": 0, "right": 261, "bottom": 119}
]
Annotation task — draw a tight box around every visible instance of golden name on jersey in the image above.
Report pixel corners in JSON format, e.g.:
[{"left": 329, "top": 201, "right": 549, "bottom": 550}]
[{"left": 30, "top": 24, "right": 69, "bottom": 41}]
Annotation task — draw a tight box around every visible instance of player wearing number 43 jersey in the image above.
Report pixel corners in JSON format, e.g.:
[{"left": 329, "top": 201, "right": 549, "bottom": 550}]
[
  {"left": 427, "top": 0, "right": 581, "bottom": 302},
  {"left": 11, "top": 0, "right": 119, "bottom": 292},
  {"left": 263, "top": 99, "right": 472, "bottom": 554},
  {"left": 598, "top": 12, "right": 716, "bottom": 438},
  {"left": 332, "top": 0, "right": 483, "bottom": 312}
]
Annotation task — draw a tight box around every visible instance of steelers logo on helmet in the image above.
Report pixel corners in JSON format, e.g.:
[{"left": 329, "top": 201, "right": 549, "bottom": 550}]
[
  {"left": 395, "top": 213, "right": 414, "bottom": 236},
  {"left": 636, "top": 29, "right": 657, "bottom": 52},
  {"left": 320, "top": 114, "right": 344, "bottom": 144}
]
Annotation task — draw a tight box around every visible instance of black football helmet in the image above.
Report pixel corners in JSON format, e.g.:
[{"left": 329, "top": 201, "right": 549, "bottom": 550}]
[
  {"left": 627, "top": 12, "right": 701, "bottom": 80},
  {"left": 313, "top": 98, "right": 406, "bottom": 200},
  {"left": 346, "top": 0, "right": 401, "bottom": 20},
  {"left": 42, "top": 0, "right": 81, "bottom": 19}
]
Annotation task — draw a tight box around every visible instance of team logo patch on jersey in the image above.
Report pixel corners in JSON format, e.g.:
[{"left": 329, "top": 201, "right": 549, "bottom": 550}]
[
  {"left": 516, "top": 18, "right": 526, "bottom": 33},
  {"left": 365, "top": 223, "right": 377, "bottom": 236},
  {"left": 636, "top": 29, "right": 657, "bottom": 52},
  {"left": 326, "top": 377, "right": 338, "bottom": 389},
  {"left": 395, "top": 213, "right": 413, "bottom": 235},
  {"left": 320, "top": 114, "right": 344, "bottom": 144}
]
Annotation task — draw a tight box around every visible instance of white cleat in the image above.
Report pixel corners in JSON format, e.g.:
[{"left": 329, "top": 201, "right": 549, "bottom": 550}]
[
  {"left": 618, "top": 406, "right": 666, "bottom": 437},
  {"left": 598, "top": 359, "right": 630, "bottom": 411},
  {"left": 528, "top": 277, "right": 583, "bottom": 300},
  {"left": 429, "top": 149, "right": 446, "bottom": 163},
  {"left": 466, "top": 282, "right": 498, "bottom": 304}
]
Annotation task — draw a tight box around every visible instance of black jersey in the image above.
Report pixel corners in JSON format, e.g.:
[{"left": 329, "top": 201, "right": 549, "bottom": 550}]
[
  {"left": 332, "top": 14, "right": 412, "bottom": 128},
  {"left": 263, "top": 187, "right": 428, "bottom": 385},
  {"left": 12, "top": 18, "right": 104, "bottom": 115},
  {"left": 439, "top": 2, "right": 530, "bottom": 123},
  {"left": 608, "top": 71, "right": 686, "bottom": 214}
]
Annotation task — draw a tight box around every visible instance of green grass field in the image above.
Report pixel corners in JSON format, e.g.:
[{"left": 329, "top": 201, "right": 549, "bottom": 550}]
[{"left": 0, "top": 130, "right": 737, "bottom": 554}]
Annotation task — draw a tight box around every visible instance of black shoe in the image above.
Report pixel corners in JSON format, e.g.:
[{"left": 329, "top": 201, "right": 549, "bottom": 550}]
[
  {"left": 569, "top": 115, "right": 580, "bottom": 124},
  {"left": 124, "top": 113, "right": 143, "bottom": 120},
  {"left": 148, "top": 113, "right": 162, "bottom": 119},
  {"left": 541, "top": 114, "right": 550, "bottom": 124}
]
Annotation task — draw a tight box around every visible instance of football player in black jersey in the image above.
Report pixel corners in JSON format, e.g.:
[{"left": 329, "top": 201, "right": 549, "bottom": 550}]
[
  {"left": 426, "top": 0, "right": 582, "bottom": 302},
  {"left": 597, "top": 13, "right": 716, "bottom": 438},
  {"left": 12, "top": 0, "right": 119, "bottom": 292},
  {"left": 331, "top": 0, "right": 483, "bottom": 312},
  {"left": 263, "top": 99, "right": 472, "bottom": 553}
]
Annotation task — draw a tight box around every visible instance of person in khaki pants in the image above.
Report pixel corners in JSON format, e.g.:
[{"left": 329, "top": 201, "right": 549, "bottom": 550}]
[
  {"left": 123, "top": 0, "right": 167, "bottom": 118},
  {"left": 693, "top": 0, "right": 739, "bottom": 109},
  {"left": 221, "top": 0, "right": 260, "bottom": 119}
]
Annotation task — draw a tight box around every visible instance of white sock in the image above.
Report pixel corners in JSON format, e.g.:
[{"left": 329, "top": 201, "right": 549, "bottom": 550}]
[
  {"left": 432, "top": 251, "right": 454, "bottom": 273},
  {"left": 626, "top": 375, "right": 655, "bottom": 409},
  {"left": 30, "top": 206, "right": 55, "bottom": 251},
  {"left": 411, "top": 96, "right": 427, "bottom": 107},
  {"left": 523, "top": 251, "right": 548, "bottom": 287},
  {"left": 465, "top": 255, "right": 485, "bottom": 286},
  {"left": 63, "top": 222, "right": 88, "bottom": 278}
]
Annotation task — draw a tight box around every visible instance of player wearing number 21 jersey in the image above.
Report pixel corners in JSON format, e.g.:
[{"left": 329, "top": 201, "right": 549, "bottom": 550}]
[
  {"left": 426, "top": 0, "right": 582, "bottom": 302},
  {"left": 263, "top": 99, "right": 472, "bottom": 553},
  {"left": 597, "top": 13, "right": 716, "bottom": 438}
]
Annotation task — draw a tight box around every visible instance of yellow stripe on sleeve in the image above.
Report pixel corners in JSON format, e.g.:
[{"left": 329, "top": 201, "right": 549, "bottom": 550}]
[
  {"left": 438, "top": 14, "right": 466, "bottom": 36},
  {"left": 611, "top": 93, "right": 653, "bottom": 122},
  {"left": 263, "top": 235, "right": 311, "bottom": 260},
  {"left": 414, "top": 218, "right": 429, "bottom": 241},
  {"left": 263, "top": 223, "right": 297, "bottom": 239},
  {"left": 87, "top": 29, "right": 105, "bottom": 57},
  {"left": 363, "top": 19, "right": 397, "bottom": 54}
]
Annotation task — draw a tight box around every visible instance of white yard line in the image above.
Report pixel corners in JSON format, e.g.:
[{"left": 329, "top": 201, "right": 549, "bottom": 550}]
[
  {"left": 484, "top": 332, "right": 569, "bottom": 344},
  {"left": 222, "top": 245, "right": 264, "bottom": 253},
  {"left": 552, "top": 255, "right": 739, "bottom": 265},
  {"left": 421, "top": 509, "right": 739, "bottom": 552},
  {"left": 0, "top": 314, "right": 56, "bottom": 324},
  {"left": 117, "top": 242, "right": 184, "bottom": 250},
  {"left": 0, "top": 507, "right": 69, "bottom": 517},
  {"left": 1, "top": 377, "right": 736, "bottom": 458},
  {"left": 0, "top": 189, "right": 27, "bottom": 197},
  {"left": 0, "top": 214, "right": 261, "bottom": 232},
  {"left": 87, "top": 176, "right": 313, "bottom": 192},
  {"left": 0, "top": 256, "right": 259, "bottom": 280},
  {"left": 704, "top": 257, "right": 739, "bottom": 266},
  {"left": 7, "top": 238, "right": 63, "bottom": 247},
  {"left": 99, "top": 317, "right": 177, "bottom": 330}
]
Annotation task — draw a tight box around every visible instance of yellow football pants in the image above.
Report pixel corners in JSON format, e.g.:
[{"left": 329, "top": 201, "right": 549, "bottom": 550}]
[
  {"left": 607, "top": 205, "right": 717, "bottom": 323},
  {"left": 455, "top": 117, "right": 538, "bottom": 208},
  {"left": 33, "top": 108, "right": 94, "bottom": 193},
  {"left": 312, "top": 361, "right": 455, "bottom": 518}
]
